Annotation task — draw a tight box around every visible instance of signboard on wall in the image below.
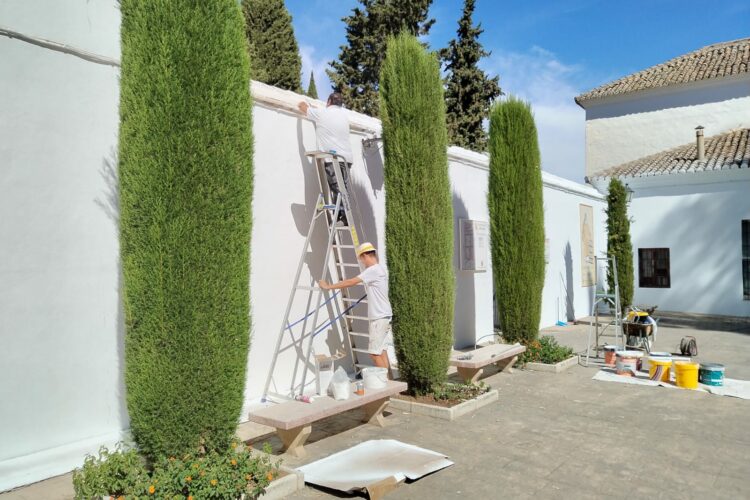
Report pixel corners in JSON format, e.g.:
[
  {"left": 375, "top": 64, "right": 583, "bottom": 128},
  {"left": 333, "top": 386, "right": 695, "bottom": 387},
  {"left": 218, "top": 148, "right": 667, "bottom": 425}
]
[
  {"left": 460, "top": 219, "right": 488, "bottom": 272},
  {"left": 579, "top": 204, "right": 595, "bottom": 286}
]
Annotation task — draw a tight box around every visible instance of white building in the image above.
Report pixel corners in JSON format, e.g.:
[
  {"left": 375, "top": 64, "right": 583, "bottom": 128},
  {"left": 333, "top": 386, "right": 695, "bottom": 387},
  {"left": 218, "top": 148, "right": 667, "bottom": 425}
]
[
  {"left": 0, "top": 1, "right": 604, "bottom": 491},
  {"left": 577, "top": 37, "right": 750, "bottom": 317}
]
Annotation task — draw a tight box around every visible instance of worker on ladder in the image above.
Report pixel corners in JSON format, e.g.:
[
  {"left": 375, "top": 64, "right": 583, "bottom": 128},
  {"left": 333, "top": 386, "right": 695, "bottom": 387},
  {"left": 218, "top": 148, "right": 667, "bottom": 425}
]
[
  {"left": 298, "top": 93, "right": 354, "bottom": 226},
  {"left": 318, "top": 242, "right": 394, "bottom": 373}
]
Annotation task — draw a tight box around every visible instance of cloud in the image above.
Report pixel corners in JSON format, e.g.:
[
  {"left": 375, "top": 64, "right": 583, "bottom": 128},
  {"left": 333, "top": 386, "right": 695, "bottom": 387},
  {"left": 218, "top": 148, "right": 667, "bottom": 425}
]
[
  {"left": 484, "top": 46, "right": 588, "bottom": 182},
  {"left": 300, "top": 44, "right": 333, "bottom": 99}
]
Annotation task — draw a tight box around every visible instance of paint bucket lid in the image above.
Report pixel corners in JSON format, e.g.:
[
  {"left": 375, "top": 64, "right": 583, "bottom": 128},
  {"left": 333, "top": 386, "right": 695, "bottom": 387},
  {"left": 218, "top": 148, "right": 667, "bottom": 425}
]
[
  {"left": 699, "top": 363, "right": 725, "bottom": 371},
  {"left": 616, "top": 350, "right": 643, "bottom": 358},
  {"left": 648, "top": 356, "right": 672, "bottom": 365},
  {"left": 674, "top": 360, "right": 698, "bottom": 368},
  {"left": 603, "top": 345, "right": 619, "bottom": 352},
  {"left": 649, "top": 351, "right": 671, "bottom": 357}
]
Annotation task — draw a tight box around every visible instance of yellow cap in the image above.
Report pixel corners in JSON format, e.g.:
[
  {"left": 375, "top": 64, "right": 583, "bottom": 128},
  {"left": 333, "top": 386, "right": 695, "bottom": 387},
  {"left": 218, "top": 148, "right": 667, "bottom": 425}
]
[{"left": 356, "top": 242, "right": 376, "bottom": 256}]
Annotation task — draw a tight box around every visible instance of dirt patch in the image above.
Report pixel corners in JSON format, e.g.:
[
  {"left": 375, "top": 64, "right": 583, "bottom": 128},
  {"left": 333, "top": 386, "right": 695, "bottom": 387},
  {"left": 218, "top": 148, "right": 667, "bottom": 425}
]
[{"left": 394, "top": 383, "right": 489, "bottom": 408}]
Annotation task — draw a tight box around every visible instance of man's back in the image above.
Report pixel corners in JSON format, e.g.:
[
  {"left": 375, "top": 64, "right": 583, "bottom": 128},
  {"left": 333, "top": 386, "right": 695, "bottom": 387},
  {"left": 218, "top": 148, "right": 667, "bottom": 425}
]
[{"left": 307, "top": 105, "right": 353, "bottom": 163}]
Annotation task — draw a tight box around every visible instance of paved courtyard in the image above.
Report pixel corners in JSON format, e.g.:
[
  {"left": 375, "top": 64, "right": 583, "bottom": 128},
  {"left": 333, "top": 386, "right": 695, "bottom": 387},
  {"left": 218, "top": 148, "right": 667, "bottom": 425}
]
[{"left": 4, "top": 318, "right": 749, "bottom": 499}]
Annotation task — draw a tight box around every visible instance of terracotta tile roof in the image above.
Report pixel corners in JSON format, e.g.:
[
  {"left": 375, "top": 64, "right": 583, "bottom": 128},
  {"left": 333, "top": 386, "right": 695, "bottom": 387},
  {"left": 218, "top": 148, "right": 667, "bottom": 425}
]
[
  {"left": 576, "top": 38, "right": 750, "bottom": 105},
  {"left": 592, "top": 128, "right": 750, "bottom": 179}
]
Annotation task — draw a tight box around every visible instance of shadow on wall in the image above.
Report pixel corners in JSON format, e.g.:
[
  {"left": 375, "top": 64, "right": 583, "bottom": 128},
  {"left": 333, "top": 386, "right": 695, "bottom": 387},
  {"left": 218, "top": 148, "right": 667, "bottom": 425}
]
[
  {"left": 634, "top": 189, "right": 741, "bottom": 316},
  {"left": 361, "top": 139, "right": 385, "bottom": 194},
  {"left": 452, "top": 192, "right": 476, "bottom": 349},
  {"left": 94, "top": 148, "right": 129, "bottom": 429},
  {"left": 564, "top": 241, "right": 575, "bottom": 321}
]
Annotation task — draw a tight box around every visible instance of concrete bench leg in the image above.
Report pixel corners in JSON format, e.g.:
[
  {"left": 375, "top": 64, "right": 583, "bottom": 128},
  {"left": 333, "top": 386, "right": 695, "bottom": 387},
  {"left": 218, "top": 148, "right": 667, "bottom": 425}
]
[
  {"left": 277, "top": 425, "right": 311, "bottom": 458},
  {"left": 362, "top": 398, "right": 389, "bottom": 427},
  {"left": 366, "top": 476, "right": 402, "bottom": 500},
  {"left": 456, "top": 366, "right": 482, "bottom": 384},
  {"left": 495, "top": 355, "right": 518, "bottom": 374}
]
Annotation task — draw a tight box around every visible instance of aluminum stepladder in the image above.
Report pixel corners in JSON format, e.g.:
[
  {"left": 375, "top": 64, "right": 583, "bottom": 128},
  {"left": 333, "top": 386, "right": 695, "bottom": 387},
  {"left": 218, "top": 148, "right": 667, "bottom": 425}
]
[
  {"left": 261, "top": 151, "right": 371, "bottom": 403},
  {"left": 584, "top": 255, "right": 624, "bottom": 366}
]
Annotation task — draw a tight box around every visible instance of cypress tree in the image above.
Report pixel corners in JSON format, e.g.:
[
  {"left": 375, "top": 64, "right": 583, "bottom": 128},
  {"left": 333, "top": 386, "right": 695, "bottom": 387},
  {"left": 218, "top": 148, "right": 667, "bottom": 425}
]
[
  {"left": 606, "top": 179, "right": 634, "bottom": 307},
  {"left": 242, "top": 0, "right": 302, "bottom": 91},
  {"left": 441, "top": 0, "right": 501, "bottom": 151},
  {"left": 306, "top": 71, "right": 318, "bottom": 99},
  {"left": 380, "top": 33, "right": 454, "bottom": 393},
  {"left": 329, "top": 0, "right": 434, "bottom": 117},
  {"left": 488, "top": 98, "right": 545, "bottom": 344},
  {"left": 119, "top": 0, "right": 254, "bottom": 460}
]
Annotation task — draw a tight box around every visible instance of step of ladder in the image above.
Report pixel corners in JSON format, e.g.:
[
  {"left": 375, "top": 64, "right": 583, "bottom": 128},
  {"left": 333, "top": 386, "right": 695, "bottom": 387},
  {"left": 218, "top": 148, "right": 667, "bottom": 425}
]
[
  {"left": 348, "top": 331, "right": 369, "bottom": 337},
  {"left": 342, "top": 298, "right": 367, "bottom": 304},
  {"left": 345, "top": 314, "right": 369, "bottom": 321}
]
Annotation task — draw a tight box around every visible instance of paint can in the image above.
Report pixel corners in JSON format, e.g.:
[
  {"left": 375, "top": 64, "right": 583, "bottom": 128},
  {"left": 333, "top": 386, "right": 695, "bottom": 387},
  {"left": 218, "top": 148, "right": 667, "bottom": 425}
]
[
  {"left": 641, "top": 351, "right": 671, "bottom": 372},
  {"left": 674, "top": 361, "right": 699, "bottom": 389},
  {"left": 699, "top": 363, "right": 725, "bottom": 386},
  {"left": 615, "top": 351, "right": 641, "bottom": 377},
  {"left": 603, "top": 345, "right": 620, "bottom": 367},
  {"left": 648, "top": 357, "right": 672, "bottom": 382}
]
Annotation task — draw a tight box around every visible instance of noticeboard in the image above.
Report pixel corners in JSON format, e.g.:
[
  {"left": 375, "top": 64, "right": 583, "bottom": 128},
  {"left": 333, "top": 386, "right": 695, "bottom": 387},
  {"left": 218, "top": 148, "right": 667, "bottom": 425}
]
[{"left": 459, "top": 219, "right": 488, "bottom": 272}]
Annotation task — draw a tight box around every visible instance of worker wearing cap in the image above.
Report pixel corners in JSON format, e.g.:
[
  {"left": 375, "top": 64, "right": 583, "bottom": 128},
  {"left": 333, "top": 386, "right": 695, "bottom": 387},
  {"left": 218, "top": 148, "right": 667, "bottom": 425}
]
[{"left": 318, "top": 242, "right": 393, "bottom": 371}]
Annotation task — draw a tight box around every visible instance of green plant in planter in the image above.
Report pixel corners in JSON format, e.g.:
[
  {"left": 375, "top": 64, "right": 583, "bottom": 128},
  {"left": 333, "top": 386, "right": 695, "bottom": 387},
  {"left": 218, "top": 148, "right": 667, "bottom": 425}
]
[
  {"left": 519, "top": 336, "right": 574, "bottom": 365},
  {"left": 72, "top": 443, "right": 278, "bottom": 499}
]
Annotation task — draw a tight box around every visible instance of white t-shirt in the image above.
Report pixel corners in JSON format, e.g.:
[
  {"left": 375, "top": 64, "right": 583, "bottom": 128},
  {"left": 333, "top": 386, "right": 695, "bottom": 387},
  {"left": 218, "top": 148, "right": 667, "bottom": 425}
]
[
  {"left": 306, "top": 105, "right": 354, "bottom": 164},
  {"left": 358, "top": 263, "right": 393, "bottom": 320}
]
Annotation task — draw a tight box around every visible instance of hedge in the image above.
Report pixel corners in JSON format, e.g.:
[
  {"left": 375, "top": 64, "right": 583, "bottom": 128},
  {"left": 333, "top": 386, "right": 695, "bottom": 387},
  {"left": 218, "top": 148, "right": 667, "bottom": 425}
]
[
  {"left": 119, "top": 0, "right": 254, "bottom": 460},
  {"left": 379, "top": 33, "right": 454, "bottom": 393},
  {"left": 488, "top": 98, "right": 545, "bottom": 344},
  {"left": 606, "top": 179, "right": 634, "bottom": 307}
]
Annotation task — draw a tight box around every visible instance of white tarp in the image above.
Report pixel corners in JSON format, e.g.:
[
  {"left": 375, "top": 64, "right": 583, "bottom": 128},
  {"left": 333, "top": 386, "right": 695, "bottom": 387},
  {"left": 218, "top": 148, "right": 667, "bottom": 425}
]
[
  {"left": 592, "top": 369, "right": 750, "bottom": 399},
  {"left": 297, "top": 439, "right": 453, "bottom": 494}
]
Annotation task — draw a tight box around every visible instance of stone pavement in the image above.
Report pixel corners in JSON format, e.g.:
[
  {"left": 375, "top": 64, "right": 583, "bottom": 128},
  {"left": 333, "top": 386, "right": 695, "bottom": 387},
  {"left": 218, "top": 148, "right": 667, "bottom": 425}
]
[{"left": 4, "top": 319, "right": 749, "bottom": 499}]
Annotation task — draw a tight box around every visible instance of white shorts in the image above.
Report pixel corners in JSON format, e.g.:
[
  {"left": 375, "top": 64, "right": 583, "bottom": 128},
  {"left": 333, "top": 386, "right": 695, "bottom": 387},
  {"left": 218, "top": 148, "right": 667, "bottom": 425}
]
[{"left": 368, "top": 317, "right": 392, "bottom": 354}]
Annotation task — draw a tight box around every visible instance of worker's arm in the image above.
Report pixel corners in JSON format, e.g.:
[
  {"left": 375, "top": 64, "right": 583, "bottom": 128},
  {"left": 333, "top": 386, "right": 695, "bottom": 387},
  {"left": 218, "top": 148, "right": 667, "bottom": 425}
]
[
  {"left": 297, "top": 101, "right": 318, "bottom": 116},
  {"left": 319, "top": 277, "right": 362, "bottom": 291}
]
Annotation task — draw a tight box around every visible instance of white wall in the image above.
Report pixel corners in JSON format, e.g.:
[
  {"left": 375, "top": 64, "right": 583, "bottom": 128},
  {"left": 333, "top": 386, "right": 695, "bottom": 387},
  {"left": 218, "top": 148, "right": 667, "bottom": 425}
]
[
  {"left": 593, "top": 172, "right": 750, "bottom": 317},
  {"left": 582, "top": 75, "right": 750, "bottom": 176},
  {"left": 0, "top": 5, "right": 602, "bottom": 490}
]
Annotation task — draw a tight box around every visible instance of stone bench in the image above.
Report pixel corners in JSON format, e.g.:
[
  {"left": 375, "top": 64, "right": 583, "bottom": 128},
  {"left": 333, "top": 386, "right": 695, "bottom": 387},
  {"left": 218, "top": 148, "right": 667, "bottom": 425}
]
[
  {"left": 248, "top": 380, "right": 407, "bottom": 458},
  {"left": 450, "top": 343, "right": 527, "bottom": 383}
]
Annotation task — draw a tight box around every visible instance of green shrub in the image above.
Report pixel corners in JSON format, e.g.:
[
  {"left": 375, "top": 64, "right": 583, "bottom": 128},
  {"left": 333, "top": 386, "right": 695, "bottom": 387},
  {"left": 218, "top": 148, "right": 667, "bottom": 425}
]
[
  {"left": 519, "top": 336, "right": 574, "bottom": 365},
  {"left": 119, "top": 0, "right": 254, "bottom": 460},
  {"left": 606, "top": 179, "right": 634, "bottom": 307},
  {"left": 72, "top": 444, "right": 277, "bottom": 499},
  {"left": 488, "top": 98, "right": 545, "bottom": 344},
  {"left": 379, "top": 33, "right": 454, "bottom": 394}
]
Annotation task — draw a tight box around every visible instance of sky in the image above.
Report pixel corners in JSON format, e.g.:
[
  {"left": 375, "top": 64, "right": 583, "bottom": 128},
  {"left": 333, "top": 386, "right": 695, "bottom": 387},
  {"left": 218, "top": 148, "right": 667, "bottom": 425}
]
[{"left": 286, "top": 0, "right": 750, "bottom": 182}]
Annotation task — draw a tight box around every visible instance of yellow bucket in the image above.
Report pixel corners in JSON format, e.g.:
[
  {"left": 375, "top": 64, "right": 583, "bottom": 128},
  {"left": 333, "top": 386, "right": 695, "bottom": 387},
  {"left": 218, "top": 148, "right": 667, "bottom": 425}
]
[
  {"left": 648, "top": 357, "right": 672, "bottom": 382},
  {"left": 674, "top": 361, "right": 699, "bottom": 389}
]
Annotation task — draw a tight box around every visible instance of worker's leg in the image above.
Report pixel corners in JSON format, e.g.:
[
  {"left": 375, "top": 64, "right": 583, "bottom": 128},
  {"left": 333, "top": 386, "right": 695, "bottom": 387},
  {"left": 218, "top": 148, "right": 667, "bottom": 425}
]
[
  {"left": 323, "top": 161, "right": 348, "bottom": 225},
  {"left": 370, "top": 351, "right": 393, "bottom": 379}
]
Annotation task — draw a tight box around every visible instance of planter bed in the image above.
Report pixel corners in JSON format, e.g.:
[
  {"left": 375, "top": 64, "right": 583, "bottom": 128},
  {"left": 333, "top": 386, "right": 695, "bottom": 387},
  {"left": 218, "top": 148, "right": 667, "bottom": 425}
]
[
  {"left": 258, "top": 466, "right": 304, "bottom": 500},
  {"left": 389, "top": 389, "right": 498, "bottom": 421},
  {"left": 524, "top": 355, "right": 579, "bottom": 373}
]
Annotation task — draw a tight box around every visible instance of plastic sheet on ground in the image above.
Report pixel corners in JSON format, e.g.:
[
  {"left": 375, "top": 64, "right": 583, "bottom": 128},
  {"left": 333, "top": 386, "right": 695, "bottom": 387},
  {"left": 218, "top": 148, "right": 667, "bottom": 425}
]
[
  {"left": 297, "top": 439, "right": 453, "bottom": 495},
  {"left": 592, "top": 368, "right": 750, "bottom": 399}
]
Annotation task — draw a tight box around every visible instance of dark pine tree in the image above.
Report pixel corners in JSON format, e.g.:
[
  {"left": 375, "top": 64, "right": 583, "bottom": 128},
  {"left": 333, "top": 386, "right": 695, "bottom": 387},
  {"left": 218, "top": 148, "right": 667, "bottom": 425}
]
[
  {"left": 242, "top": 0, "right": 302, "bottom": 91},
  {"left": 306, "top": 71, "right": 318, "bottom": 99},
  {"left": 328, "top": 0, "right": 434, "bottom": 117},
  {"left": 606, "top": 179, "right": 635, "bottom": 307},
  {"left": 441, "top": 0, "right": 501, "bottom": 151}
]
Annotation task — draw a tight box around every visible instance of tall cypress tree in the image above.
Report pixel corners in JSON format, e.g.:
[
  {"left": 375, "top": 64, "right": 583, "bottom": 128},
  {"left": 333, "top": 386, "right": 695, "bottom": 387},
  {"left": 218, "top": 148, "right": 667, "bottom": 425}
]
[
  {"left": 606, "top": 179, "right": 634, "bottom": 307},
  {"left": 306, "top": 71, "right": 318, "bottom": 99},
  {"left": 242, "top": 0, "right": 301, "bottom": 91},
  {"left": 120, "top": 0, "right": 253, "bottom": 459},
  {"left": 488, "top": 98, "right": 545, "bottom": 344},
  {"left": 329, "top": 0, "right": 434, "bottom": 117},
  {"left": 380, "top": 33, "right": 454, "bottom": 393},
  {"left": 441, "top": 0, "right": 501, "bottom": 151}
]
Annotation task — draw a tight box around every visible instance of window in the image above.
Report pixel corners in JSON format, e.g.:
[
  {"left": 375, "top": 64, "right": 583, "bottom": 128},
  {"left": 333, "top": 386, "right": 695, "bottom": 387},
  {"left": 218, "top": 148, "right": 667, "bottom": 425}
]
[
  {"left": 743, "top": 221, "right": 750, "bottom": 300},
  {"left": 639, "top": 248, "right": 670, "bottom": 288}
]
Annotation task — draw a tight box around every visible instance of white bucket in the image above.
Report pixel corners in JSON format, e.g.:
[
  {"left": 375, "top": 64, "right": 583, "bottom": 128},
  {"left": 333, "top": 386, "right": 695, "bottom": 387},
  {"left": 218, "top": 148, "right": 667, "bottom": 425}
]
[
  {"left": 361, "top": 367, "right": 388, "bottom": 390},
  {"left": 331, "top": 381, "right": 350, "bottom": 401}
]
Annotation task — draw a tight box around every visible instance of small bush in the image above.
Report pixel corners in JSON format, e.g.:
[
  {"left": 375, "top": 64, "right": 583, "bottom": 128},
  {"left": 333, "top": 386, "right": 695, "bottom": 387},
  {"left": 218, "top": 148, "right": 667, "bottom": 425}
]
[
  {"left": 519, "top": 336, "right": 574, "bottom": 365},
  {"left": 72, "top": 444, "right": 278, "bottom": 499}
]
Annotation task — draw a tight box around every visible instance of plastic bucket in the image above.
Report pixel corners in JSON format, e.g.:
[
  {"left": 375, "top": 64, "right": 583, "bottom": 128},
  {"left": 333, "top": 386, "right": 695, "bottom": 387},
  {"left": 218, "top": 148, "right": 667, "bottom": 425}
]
[
  {"left": 642, "top": 352, "right": 671, "bottom": 372},
  {"left": 699, "top": 363, "right": 725, "bottom": 386},
  {"left": 361, "top": 367, "right": 388, "bottom": 390},
  {"left": 674, "top": 361, "right": 699, "bottom": 389},
  {"left": 615, "top": 351, "right": 641, "bottom": 377},
  {"left": 648, "top": 357, "right": 672, "bottom": 382},
  {"left": 331, "top": 381, "right": 351, "bottom": 401},
  {"left": 603, "top": 345, "right": 620, "bottom": 367}
]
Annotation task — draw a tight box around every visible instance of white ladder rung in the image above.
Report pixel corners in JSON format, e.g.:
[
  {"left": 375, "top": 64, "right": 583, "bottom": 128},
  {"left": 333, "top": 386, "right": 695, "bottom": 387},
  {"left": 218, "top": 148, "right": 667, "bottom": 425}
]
[
  {"left": 295, "top": 285, "right": 320, "bottom": 291},
  {"left": 345, "top": 314, "right": 369, "bottom": 321},
  {"left": 352, "top": 347, "right": 371, "bottom": 354},
  {"left": 348, "top": 331, "right": 369, "bottom": 337},
  {"left": 333, "top": 244, "right": 356, "bottom": 249},
  {"left": 337, "top": 263, "right": 360, "bottom": 268},
  {"left": 342, "top": 298, "right": 367, "bottom": 303}
]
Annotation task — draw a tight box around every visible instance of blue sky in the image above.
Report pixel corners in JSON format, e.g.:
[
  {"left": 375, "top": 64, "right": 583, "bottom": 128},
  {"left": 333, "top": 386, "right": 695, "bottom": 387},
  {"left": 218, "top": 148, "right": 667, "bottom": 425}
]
[{"left": 286, "top": 0, "right": 749, "bottom": 181}]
